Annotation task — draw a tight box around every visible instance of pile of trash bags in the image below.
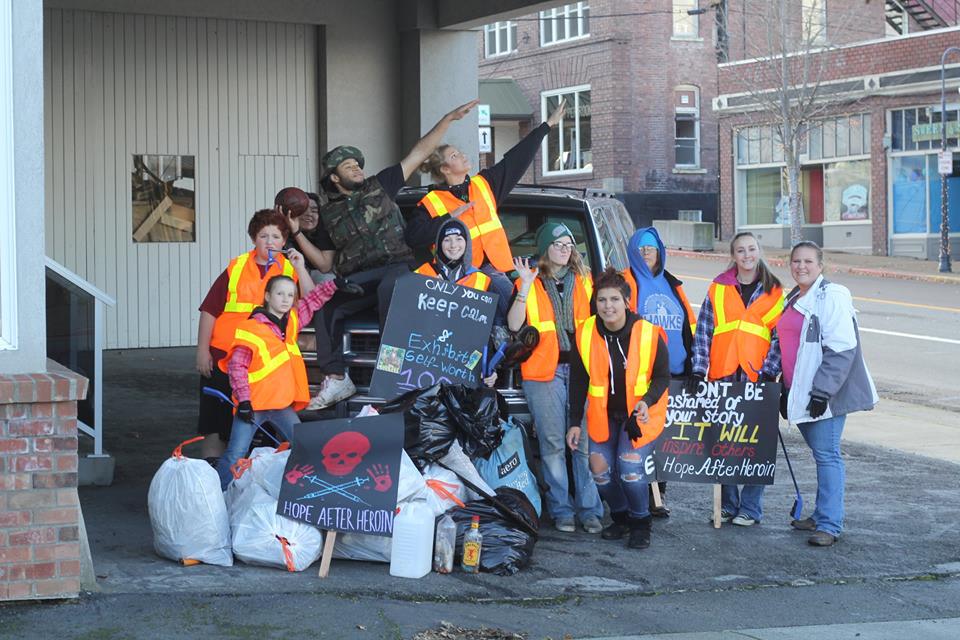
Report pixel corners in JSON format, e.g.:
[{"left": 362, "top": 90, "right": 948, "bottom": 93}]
[{"left": 148, "top": 383, "right": 542, "bottom": 575}]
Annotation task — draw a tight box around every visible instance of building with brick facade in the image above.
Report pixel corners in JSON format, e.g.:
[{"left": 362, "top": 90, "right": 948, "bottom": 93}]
[
  {"left": 477, "top": 1, "right": 722, "bottom": 227},
  {"left": 714, "top": 0, "right": 960, "bottom": 258}
]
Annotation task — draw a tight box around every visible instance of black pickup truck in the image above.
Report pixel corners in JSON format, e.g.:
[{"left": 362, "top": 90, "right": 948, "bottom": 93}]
[{"left": 298, "top": 185, "right": 637, "bottom": 420}]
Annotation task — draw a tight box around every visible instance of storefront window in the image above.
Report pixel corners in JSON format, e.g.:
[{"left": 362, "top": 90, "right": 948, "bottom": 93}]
[
  {"left": 891, "top": 156, "right": 928, "bottom": 233},
  {"left": 740, "top": 167, "right": 782, "bottom": 225},
  {"left": 928, "top": 155, "right": 960, "bottom": 233},
  {"left": 824, "top": 160, "right": 870, "bottom": 221}
]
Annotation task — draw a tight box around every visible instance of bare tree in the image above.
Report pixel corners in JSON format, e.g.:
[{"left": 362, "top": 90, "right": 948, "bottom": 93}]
[{"left": 726, "top": 0, "right": 866, "bottom": 244}]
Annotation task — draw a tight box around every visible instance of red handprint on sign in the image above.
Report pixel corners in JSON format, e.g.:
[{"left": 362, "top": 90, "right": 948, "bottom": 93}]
[
  {"left": 285, "top": 464, "right": 315, "bottom": 486},
  {"left": 366, "top": 464, "right": 392, "bottom": 492}
]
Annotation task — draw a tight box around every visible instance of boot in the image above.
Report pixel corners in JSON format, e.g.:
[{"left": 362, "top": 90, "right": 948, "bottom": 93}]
[
  {"left": 601, "top": 511, "right": 630, "bottom": 541},
  {"left": 627, "top": 515, "right": 652, "bottom": 549}
]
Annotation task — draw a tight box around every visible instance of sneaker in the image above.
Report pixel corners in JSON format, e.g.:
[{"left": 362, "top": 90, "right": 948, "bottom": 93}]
[
  {"left": 731, "top": 514, "right": 758, "bottom": 527},
  {"left": 554, "top": 518, "right": 576, "bottom": 533},
  {"left": 808, "top": 530, "right": 838, "bottom": 547},
  {"left": 791, "top": 517, "right": 816, "bottom": 531},
  {"left": 709, "top": 510, "right": 735, "bottom": 524},
  {"left": 306, "top": 375, "right": 356, "bottom": 411},
  {"left": 581, "top": 516, "right": 603, "bottom": 534}
]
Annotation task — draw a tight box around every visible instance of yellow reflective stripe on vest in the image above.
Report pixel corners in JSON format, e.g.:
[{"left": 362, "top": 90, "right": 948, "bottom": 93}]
[
  {"left": 281, "top": 260, "right": 294, "bottom": 278},
  {"left": 466, "top": 216, "right": 504, "bottom": 240},
  {"left": 424, "top": 191, "right": 450, "bottom": 216},
  {"left": 224, "top": 253, "right": 252, "bottom": 312},
  {"left": 526, "top": 288, "right": 556, "bottom": 334},
  {"left": 579, "top": 316, "right": 595, "bottom": 372},
  {"left": 712, "top": 285, "right": 773, "bottom": 341},
  {"left": 473, "top": 273, "right": 491, "bottom": 290},
  {"left": 235, "top": 329, "right": 292, "bottom": 383},
  {"left": 471, "top": 176, "right": 497, "bottom": 214},
  {"left": 633, "top": 322, "right": 654, "bottom": 398},
  {"left": 286, "top": 311, "right": 302, "bottom": 357},
  {"left": 761, "top": 295, "right": 785, "bottom": 326},
  {"left": 713, "top": 284, "right": 728, "bottom": 330}
]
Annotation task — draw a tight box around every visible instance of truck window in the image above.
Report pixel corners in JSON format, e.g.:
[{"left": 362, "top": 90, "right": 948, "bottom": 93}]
[
  {"left": 501, "top": 210, "right": 593, "bottom": 271},
  {"left": 591, "top": 203, "right": 629, "bottom": 271}
]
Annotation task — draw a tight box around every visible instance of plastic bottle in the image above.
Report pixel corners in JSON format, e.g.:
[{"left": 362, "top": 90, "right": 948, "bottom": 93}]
[
  {"left": 461, "top": 515, "right": 482, "bottom": 574},
  {"left": 389, "top": 501, "right": 434, "bottom": 579},
  {"left": 433, "top": 514, "right": 457, "bottom": 574}
]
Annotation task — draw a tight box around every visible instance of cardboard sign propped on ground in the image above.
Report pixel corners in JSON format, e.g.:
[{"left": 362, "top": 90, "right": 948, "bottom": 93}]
[
  {"left": 654, "top": 380, "right": 780, "bottom": 485},
  {"left": 277, "top": 413, "right": 404, "bottom": 538},
  {"left": 369, "top": 273, "right": 498, "bottom": 401}
]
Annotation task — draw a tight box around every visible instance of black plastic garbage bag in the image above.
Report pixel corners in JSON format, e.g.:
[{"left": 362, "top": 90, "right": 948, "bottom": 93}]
[
  {"left": 449, "top": 487, "right": 539, "bottom": 576},
  {"left": 443, "top": 385, "right": 504, "bottom": 460},
  {"left": 380, "top": 384, "right": 457, "bottom": 469}
]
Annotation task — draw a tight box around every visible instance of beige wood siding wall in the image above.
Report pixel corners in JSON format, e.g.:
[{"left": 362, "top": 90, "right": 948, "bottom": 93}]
[{"left": 44, "top": 9, "right": 319, "bottom": 348}]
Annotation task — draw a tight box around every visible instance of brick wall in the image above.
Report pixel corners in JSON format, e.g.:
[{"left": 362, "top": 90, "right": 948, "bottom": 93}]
[{"left": 0, "top": 365, "right": 88, "bottom": 601}]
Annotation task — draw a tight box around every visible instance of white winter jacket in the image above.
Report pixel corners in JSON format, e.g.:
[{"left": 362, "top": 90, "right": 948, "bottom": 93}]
[{"left": 785, "top": 275, "right": 878, "bottom": 424}]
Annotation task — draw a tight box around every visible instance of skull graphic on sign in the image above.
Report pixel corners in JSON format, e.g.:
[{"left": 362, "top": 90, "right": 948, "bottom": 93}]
[{"left": 321, "top": 431, "right": 371, "bottom": 476}]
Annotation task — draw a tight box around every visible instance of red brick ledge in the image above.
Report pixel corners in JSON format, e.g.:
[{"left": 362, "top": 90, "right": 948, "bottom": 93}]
[{"left": 0, "top": 361, "right": 89, "bottom": 406}]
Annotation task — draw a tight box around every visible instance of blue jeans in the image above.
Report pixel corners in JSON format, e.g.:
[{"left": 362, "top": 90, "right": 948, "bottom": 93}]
[
  {"left": 523, "top": 364, "right": 602, "bottom": 522},
  {"left": 216, "top": 407, "right": 299, "bottom": 490},
  {"left": 721, "top": 484, "right": 765, "bottom": 521},
  {"left": 589, "top": 417, "right": 651, "bottom": 520},
  {"left": 797, "top": 414, "right": 846, "bottom": 536}
]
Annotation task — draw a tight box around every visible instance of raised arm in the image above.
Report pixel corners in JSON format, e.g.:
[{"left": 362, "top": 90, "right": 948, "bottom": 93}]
[{"left": 399, "top": 100, "right": 479, "bottom": 181}]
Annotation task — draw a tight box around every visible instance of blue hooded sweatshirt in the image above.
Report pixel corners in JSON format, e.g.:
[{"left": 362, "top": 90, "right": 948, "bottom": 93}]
[{"left": 627, "top": 227, "right": 688, "bottom": 375}]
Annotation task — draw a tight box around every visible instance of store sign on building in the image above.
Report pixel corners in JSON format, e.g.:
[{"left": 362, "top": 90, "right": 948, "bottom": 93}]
[{"left": 911, "top": 121, "right": 960, "bottom": 143}]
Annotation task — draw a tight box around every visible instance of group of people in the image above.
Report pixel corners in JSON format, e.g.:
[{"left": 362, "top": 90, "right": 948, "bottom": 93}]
[{"left": 194, "top": 100, "right": 877, "bottom": 552}]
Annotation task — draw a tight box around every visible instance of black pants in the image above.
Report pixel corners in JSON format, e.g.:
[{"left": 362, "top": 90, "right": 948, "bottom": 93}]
[{"left": 313, "top": 262, "right": 412, "bottom": 375}]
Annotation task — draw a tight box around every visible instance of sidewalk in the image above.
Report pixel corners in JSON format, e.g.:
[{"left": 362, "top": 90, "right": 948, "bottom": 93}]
[
  {"left": 585, "top": 618, "right": 960, "bottom": 640},
  {"left": 668, "top": 243, "right": 960, "bottom": 285}
]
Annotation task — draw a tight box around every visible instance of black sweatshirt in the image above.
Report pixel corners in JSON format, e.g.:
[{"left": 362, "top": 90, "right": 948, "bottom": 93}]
[
  {"left": 404, "top": 122, "right": 551, "bottom": 253},
  {"left": 569, "top": 313, "right": 671, "bottom": 425}
]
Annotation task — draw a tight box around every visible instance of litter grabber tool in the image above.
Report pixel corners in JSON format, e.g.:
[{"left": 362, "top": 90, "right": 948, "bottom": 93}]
[
  {"left": 201, "top": 386, "right": 284, "bottom": 447},
  {"left": 777, "top": 427, "right": 804, "bottom": 521},
  {"left": 483, "top": 343, "right": 507, "bottom": 378}
]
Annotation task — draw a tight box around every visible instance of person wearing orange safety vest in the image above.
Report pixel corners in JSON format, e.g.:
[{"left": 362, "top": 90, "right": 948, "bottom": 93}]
[
  {"left": 688, "top": 231, "right": 784, "bottom": 527},
  {"left": 195, "top": 209, "right": 313, "bottom": 460},
  {"left": 568, "top": 268, "right": 670, "bottom": 550},
  {"left": 215, "top": 269, "right": 359, "bottom": 490},
  {"left": 506, "top": 222, "right": 602, "bottom": 534},
  {"left": 405, "top": 99, "right": 570, "bottom": 325},
  {"left": 622, "top": 226, "right": 698, "bottom": 518}
]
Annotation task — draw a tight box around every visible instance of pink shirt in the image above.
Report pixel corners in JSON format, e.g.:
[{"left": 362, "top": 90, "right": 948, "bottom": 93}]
[{"left": 777, "top": 304, "right": 804, "bottom": 388}]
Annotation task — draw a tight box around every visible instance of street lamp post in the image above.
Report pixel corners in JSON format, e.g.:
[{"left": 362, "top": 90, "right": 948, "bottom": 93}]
[{"left": 938, "top": 46, "right": 960, "bottom": 273}]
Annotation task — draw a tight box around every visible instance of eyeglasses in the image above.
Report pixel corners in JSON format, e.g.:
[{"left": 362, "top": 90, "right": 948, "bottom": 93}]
[
  {"left": 550, "top": 241, "right": 576, "bottom": 251},
  {"left": 639, "top": 246, "right": 658, "bottom": 256}
]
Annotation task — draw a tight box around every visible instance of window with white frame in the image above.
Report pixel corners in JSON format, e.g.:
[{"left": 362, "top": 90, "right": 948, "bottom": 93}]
[
  {"left": 673, "top": 0, "right": 699, "bottom": 38},
  {"left": 484, "top": 21, "right": 517, "bottom": 58},
  {"left": 885, "top": 0, "right": 908, "bottom": 37},
  {"left": 0, "top": 0, "right": 18, "bottom": 350},
  {"left": 801, "top": 0, "right": 827, "bottom": 46},
  {"left": 675, "top": 86, "right": 700, "bottom": 167},
  {"left": 542, "top": 86, "right": 592, "bottom": 175},
  {"left": 540, "top": 2, "right": 590, "bottom": 46}
]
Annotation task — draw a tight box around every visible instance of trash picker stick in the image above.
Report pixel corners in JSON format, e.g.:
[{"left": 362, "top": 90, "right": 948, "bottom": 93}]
[
  {"left": 201, "top": 386, "right": 282, "bottom": 446},
  {"left": 777, "top": 425, "right": 804, "bottom": 521}
]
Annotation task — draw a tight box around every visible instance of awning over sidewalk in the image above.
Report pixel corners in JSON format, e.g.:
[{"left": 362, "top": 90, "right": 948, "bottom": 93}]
[{"left": 479, "top": 78, "right": 533, "bottom": 120}]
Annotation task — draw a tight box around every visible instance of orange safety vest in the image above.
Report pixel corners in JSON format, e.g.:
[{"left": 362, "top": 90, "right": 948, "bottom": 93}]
[
  {"left": 621, "top": 269, "right": 697, "bottom": 336},
  {"left": 209, "top": 250, "right": 298, "bottom": 352},
  {"left": 218, "top": 309, "right": 309, "bottom": 412},
  {"left": 576, "top": 316, "right": 667, "bottom": 448},
  {"left": 414, "top": 263, "right": 492, "bottom": 292},
  {"left": 520, "top": 274, "right": 593, "bottom": 382},
  {"left": 417, "top": 175, "right": 514, "bottom": 272},
  {"left": 707, "top": 283, "right": 784, "bottom": 382}
]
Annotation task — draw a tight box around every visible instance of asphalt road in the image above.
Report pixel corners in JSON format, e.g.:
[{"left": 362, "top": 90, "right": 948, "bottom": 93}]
[{"left": 667, "top": 256, "right": 960, "bottom": 412}]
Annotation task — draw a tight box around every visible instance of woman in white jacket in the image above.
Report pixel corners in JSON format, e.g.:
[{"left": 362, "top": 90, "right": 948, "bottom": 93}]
[{"left": 776, "top": 242, "right": 878, "bottom": 547}]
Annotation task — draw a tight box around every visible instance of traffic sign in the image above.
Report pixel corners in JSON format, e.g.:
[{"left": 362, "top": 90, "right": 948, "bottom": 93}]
[
  {"left": 939, "top": 150, "right": 953, "bottom": 176},
  {"left": 479, "top": 126, "right": 492, "bottom": 153},
  {"left": 478, "top": 104, "right": 491, "bottom": 126}
]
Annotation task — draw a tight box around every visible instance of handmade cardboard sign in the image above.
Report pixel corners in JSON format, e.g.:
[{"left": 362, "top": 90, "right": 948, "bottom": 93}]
[
  {"left": 654, "top": 380, "right": 780, "bottom": 485},
  {"left": 277, "top": 413, "right": 404, "bottom": 537},
  {"left": 369, "top": 273, "right": 498, "bottom": 401}
]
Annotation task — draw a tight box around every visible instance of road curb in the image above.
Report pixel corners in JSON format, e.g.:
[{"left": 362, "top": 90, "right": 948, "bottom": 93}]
[{"left": 666, "top": 249, "right": 960, "bottom": 285}]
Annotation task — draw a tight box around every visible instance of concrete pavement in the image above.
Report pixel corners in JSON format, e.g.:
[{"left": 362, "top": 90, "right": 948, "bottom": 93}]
[{"left": 584, "top": 618, "right": 960, "bottom": 640}]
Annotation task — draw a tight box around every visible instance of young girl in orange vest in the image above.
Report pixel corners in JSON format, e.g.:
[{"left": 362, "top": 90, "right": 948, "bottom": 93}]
[
  {"left": 507, "top": 222, "right": 602, "bottom": 534},
  {"left": 568, "top": 268, "right": 671, "bottom": 549},
  {"left": 215, "top": 266, "right": 360, "bottom": 490},
  {"left": 688, "top": 231, "right": 784, "bottom": 526}
]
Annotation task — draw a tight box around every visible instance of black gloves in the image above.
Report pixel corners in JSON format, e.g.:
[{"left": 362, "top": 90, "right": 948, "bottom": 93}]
[
  {"left": 684, "top": 373, "right": 705, "bottom": 396},
  {"left": 779, "top": 386, "right": 789, "bottom": 420},
  {"left": 806, "top": 394, "right": 829, "bottom": 419},
  {"left": 237, "top": 401, "right": 254, "bottom": 423},
  {"left": 333, "top": 277, "right": 365, "bottom": 296},
  {"left": 624, "top": 414, "right": 643, "bottom": 441}
]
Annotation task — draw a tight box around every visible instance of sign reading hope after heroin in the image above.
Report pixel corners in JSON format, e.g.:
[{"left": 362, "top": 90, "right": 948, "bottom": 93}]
[
  {"left": 654, "top": 380, "right": 780, "bottom": 485},
  {"left": 369, "top": 274, "right": 498, "bottom": 401},
  {"left": 277, "top": 413, "right": 404, "bottom": 537}
]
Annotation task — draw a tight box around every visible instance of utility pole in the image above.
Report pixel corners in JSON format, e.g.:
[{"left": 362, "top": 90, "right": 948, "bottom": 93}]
[{"left": 938, "top": 46, "right": 959, "bottom": 273}]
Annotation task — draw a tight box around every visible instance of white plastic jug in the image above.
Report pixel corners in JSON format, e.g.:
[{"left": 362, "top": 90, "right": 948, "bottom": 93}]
[{"left": 389, "top": 500, "right": 435, "bottom": 579}]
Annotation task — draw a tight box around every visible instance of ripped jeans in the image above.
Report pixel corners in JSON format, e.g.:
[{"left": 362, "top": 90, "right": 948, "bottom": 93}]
[{"left": 588, "top": 414, "right": 650, "bottom": 520}]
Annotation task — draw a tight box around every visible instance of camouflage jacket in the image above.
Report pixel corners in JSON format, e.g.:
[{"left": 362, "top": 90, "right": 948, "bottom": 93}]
[{"left": 319, "top": 176, "right": 414, "bottom": 276}]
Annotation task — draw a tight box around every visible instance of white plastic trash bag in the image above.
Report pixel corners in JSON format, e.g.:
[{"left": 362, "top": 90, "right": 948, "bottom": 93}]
[
  {"left": 148, "top": 437, "right": 233, "bottom": 567},
  {"left": 421, "top": 464, "right": 467, "bottom": 517},
  {"left": 232, "top": 486, "right": 324, "bottom": 572},
  {"left": 225, "top": 444, "right": 292, "bottom": 521},
  {"left": 437, "top": 440, "right": 494, "bottom": 501}
]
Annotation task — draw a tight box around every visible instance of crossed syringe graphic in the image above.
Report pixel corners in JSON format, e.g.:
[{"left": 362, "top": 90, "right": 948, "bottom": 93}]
[{"left": 297, "top": 474, "right": 373, "bottom": 506}]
